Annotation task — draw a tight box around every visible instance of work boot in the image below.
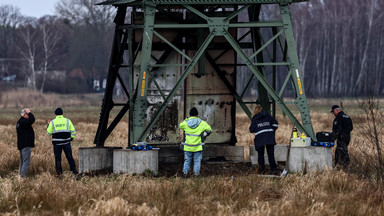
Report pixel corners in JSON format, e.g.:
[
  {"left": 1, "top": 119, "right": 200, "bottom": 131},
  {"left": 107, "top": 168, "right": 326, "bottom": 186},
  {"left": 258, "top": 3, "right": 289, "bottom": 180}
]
[
  {"left": 258, "top": 166, "right": 266, "bottom": 175},
  {"left": 183, "top": 173, "right": 188, "bottom": 179},
  {"left": 193, "top": 173, "right": 200, "bottom": 178},
  {"left": 271, "top": 169, "right": 281, "bottom": 176},
  {"left": 75, "top": 174, "right": 82, "bottom": 181}
]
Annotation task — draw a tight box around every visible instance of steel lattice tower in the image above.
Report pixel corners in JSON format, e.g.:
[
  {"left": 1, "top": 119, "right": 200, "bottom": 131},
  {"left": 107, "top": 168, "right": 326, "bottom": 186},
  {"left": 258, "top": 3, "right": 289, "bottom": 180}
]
[{"left": 94, "top": 0, "right": 315, "bottom": 148}]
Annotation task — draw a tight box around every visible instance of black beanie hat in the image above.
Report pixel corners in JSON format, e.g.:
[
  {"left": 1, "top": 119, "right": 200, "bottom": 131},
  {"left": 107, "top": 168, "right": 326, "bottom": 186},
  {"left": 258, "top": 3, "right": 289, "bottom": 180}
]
[
  {"left": 55, "top": 107, "right": 63, "bottom": 115},
  {"left": 189, "top": 107, "right": 198, "bottom": 116}
]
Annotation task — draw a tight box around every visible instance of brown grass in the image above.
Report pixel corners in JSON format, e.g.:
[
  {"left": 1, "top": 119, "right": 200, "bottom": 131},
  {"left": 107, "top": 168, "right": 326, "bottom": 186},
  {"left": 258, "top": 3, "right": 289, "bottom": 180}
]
[
  {"left": 0, "top": 89, "right": 102, "bottom": 108},
  {"left": 0, "top": 90, "right": 383, "bottom": 215}
]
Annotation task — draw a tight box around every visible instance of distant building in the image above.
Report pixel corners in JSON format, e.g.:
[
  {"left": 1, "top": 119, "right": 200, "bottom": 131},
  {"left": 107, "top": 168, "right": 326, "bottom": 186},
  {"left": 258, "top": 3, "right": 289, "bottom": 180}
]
[
  {"left": 68, "top": 69, "right": 85, "bottom": 79},
  {"left": 36, "top": 70, "right": 66, "bottom": 81},
  {"left": 2, "top": 74, "right": 16, "bottom": 82}
]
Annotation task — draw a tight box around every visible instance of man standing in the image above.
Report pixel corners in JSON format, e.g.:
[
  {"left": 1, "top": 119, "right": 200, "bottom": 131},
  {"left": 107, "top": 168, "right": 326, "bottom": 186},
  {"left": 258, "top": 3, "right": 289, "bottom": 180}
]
[
  {"left": 180, "top": 107, "right": 212, "bottom": 178},
  {"left": 249, "top": 104, "right": 279, "bottom": 175},
  {"left": 16, "top": 108, "right": 35, "bottom": 178},
  {"left": 331, "top": 105, "right": 353, "bottom": 169},
  {"left": 47, "top": 108, "right": 78, "bottom": 176}
]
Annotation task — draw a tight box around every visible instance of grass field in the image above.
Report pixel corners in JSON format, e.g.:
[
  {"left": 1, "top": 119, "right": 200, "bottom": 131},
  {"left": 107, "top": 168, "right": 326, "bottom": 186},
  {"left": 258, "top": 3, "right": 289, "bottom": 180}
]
[{"left": 0, "top": 90, "right": 383, "bottom": 215}]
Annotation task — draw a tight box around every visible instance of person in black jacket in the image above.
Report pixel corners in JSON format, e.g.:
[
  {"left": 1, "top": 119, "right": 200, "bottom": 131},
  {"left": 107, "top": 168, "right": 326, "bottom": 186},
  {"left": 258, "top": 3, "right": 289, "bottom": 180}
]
[
  {"left": 249, "top": 104, "right": 279, "bottom": 174},
  {"left": 16, "top": 108, "right": 35, "bottom": 178},
  {"left": 331, "top": 105, "right": 353, "bottom": 169}
]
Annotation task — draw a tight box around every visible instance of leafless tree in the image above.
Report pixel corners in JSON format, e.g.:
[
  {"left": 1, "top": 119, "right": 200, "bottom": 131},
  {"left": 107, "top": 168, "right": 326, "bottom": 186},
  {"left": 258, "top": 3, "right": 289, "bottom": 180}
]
[
  {"left": 17, "top": 19, "right": 39, "bottom": 90},
  {"left": 0, "top": 5, "right": 22, "bottom": 58},
  {"left": 38, "top": 16, "right": 63, "bottom": 93},
  {"left": 55, "top": 0, "right": 115, "bottom": 91},
  {"left": 357, "top": 96, "right": 384, "bottom": 185},
  {"left": 56, "top": 0, "right": 115, "bottom": 31}
]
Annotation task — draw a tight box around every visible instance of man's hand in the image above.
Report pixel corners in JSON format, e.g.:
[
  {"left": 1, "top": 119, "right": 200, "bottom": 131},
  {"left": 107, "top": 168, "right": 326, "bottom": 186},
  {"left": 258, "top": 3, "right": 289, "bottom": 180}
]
[{"left": 25, "top": 109, "right": 31, "bottom": 114}]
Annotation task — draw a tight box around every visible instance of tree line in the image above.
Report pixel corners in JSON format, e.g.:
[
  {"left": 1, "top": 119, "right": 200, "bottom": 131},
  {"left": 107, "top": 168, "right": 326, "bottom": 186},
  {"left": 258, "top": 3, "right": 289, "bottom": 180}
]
[
  {"left": 0, "top": 0, "right": 382, "bottom": 97},
  {"left": 291, "top": 0, "right": 384, "bottom": 97},
  {"left": 0, "top": 0, "right": 114, "bottom": 93}
]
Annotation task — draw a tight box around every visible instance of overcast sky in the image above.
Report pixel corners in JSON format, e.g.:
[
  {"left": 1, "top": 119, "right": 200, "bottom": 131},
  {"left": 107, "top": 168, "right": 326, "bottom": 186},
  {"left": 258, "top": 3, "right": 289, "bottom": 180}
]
[{"left": 1, "top": 0, "right": 59, "bottom": 18}]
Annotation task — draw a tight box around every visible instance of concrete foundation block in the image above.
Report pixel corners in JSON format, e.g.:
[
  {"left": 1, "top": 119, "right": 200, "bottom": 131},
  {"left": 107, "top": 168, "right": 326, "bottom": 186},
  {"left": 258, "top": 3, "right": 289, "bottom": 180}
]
[
  {"left": 157, "top": 145, "right": 183, "bottom": 163},
  {"left": 157, "top": 145, "right": 245, "bottom": 163},
  {"left": 250, "top": 145, "right": 332, "bottom": 172},
  {"left": 113, "top": 149, "right": 159, "bottom": 175},
  {"left": 204, "top": 145, "right": 244, "bottom": 161},
  {"left": 79, "top": 147, "right": 122, "bottom": 173},
  {"left": 250, "top": 145, "right": 288, "bottom": 164},
  {"left": 288, "top": 146, "right": 332, "bottom": 172}
]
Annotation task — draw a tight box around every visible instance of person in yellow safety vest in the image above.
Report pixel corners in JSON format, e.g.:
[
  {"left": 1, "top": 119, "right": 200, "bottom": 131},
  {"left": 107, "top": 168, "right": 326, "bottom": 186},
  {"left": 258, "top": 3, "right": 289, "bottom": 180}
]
[
  {"left": 47, "top": 108, "right": 78, "bottom": 176},
  {"left": 180, "top": 107, "right": 212, "bottom": 178}
]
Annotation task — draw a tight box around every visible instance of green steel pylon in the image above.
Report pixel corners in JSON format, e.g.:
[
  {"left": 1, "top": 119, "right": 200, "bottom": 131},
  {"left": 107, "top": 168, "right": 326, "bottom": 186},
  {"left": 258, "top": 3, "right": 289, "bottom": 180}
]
[{"left": 94, "top": 0, "right": 316, "bottom": 148}]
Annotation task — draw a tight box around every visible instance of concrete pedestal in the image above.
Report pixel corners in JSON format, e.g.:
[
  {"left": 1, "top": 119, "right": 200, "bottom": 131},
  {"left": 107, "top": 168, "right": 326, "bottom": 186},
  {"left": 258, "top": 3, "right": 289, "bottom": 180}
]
[
  {"left": 79, "top": 147, "right": 122, "bottom": 173},
  {"left": 250, "top": 145, "right": 288, "bottom": 164},
  {"left": 204, "top": 145, "right": 244, "bottom": 161},
  {"left": 113, "top": 149, "right": 159, "bottom": 175},
  {"left": 157, "top": 145, "right": 245, "bottom": 163},
  {"left": 288, "top": 146, "right": 332, "bottom": 172},
  {"left": 250, "top": 145, "right": 332, "bottom": 172}
]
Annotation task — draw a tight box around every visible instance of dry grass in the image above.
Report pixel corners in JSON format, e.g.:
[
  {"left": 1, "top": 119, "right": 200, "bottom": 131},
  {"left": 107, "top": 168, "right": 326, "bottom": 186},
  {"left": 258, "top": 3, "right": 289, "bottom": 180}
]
[
  {"left": 0, "top": 89, "right": 102, "bottom": 109},
  {"left": 1, "top": 90, "right": 384, "bottom": 215}
]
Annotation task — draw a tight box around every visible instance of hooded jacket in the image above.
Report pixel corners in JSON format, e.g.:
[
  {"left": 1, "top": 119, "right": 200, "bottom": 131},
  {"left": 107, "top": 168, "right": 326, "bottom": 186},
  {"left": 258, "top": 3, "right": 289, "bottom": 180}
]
[
  {"left": 180, "top": 116, "right": 212, "bottom": 152},
  {"left": 249, "top": 112, "right": 278, "bottom": 148}
]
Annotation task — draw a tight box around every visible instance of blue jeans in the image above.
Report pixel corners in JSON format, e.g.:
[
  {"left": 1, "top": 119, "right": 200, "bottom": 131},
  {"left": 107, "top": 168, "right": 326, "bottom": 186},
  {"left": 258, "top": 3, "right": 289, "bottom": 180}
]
[
  {"left": 19, "top": 147, "right": 31, "bottom": 178},
  {"left": 53, "top": 143, "right": 78, "bottom": 175},
  {"left": 183, "top": 151, "right": 203, "bottom": 175}
]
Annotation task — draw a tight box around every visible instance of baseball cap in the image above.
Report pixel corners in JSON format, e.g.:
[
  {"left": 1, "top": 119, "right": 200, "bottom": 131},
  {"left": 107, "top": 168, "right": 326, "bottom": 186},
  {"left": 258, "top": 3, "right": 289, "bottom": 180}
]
[{"left": 330, "top": 105, "right": 339, "bottom": 113}]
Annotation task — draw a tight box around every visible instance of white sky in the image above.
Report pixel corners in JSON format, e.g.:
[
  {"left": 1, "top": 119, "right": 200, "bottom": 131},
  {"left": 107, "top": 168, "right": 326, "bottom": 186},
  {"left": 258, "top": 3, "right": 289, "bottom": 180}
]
[{"left": 1, "top": 0, "right": 59, "bottom": 18}]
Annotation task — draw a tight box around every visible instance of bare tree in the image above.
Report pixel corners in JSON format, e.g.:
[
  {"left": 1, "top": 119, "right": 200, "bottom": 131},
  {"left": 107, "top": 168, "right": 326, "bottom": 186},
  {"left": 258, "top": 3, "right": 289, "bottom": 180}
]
[
  {"left": 38, "top": 16, "right": 63, "bottom": 93},
  {"left": 56, "top": 0, "right": 115, "bottom": 31},
  {"left": 357, "top": 96, "right": 384, "bottom": 185},
  {"left": 55, "top": 0, "right": 115, "bottom": 91},
  {"left": 0, "top": 5, "right": 22, "bottom": 58},
  {"left": 353, "top": 0, "right": 377, "bottom": 94},
  {"left": 17, "top": 19, "right": 39, "bottom": 90}
]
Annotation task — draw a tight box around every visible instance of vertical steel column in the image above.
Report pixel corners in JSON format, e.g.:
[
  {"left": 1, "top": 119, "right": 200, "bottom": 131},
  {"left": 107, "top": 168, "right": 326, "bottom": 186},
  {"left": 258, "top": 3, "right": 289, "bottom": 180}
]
[
  {"left": 280, "top": 4, "right": 315, "bottom": 139},
  {"left": 128, "top": 27, "right": 135, "bottom": 146},
  {"left": 94, "top": 7, "right": 127, "bottom": 147},
  {"left": 249, "top": 5, "right": 270, "bottom": 115},
  {"left": 133, "top": 2, "right": 156, "bottom": 143}
]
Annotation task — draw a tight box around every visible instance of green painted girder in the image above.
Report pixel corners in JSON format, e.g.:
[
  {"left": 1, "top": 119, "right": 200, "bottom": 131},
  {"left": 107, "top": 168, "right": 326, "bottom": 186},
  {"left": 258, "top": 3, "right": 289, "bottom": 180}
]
[
  {"left": 98, "top": 0, "right": 308, "bottom": 6},
  {"left": 95, "top": 0, "right": 317, "bottom": 147},
  {"left": 134, "top": 4, "right": 315, "bottom": 141}
]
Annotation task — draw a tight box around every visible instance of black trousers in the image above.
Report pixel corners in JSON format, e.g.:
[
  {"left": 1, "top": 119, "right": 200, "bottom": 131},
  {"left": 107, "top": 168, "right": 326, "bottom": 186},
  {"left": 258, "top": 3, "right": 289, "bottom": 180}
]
[
  {"left": 53, "top": 143, "right": 78, "bottom": 175},
  {"left": 256, "top": 144, "right": 277, "bottom": 170},
  {"left": 335, "top": 135, "right": 351, "bottom": 168}
]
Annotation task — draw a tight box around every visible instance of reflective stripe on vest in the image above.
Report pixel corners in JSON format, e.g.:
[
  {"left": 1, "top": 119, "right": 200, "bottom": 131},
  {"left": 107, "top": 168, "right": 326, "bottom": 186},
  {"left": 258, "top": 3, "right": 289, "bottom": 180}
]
[
  {"left": 51, "top": 119, "right": 70, "bottom": 134},
  {"left": 255, "top": 128, "right": 274, "bottom": 136},
  {"left": 52, "top": 138, "right": 72, "bottom": 141},
  {"left": 185, "top": 133, "right": 201, "bottom": 137},
  {"left": 181, "top": 142, "right": 205, "bottom": 147}
]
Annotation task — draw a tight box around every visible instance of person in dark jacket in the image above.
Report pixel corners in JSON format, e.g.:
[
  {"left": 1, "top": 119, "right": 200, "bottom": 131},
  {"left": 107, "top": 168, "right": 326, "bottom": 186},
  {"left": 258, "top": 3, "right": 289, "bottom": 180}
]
[
  {"left": 249, "top": 104, "right": 279, "bottom": 174},
  {"left": 331, "top": 105, "right": 353, "bottom": 169},
  {"left": 16, "top": 108, "right": 35, "bottom": 178}
]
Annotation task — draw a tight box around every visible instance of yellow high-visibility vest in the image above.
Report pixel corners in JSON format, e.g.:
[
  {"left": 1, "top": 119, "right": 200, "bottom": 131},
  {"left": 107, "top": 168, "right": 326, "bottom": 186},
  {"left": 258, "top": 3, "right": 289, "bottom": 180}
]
[
  {"left": 47, "top": 115, "right": 76, "bottom": 145},
  {"left": 180, "top": 117, "right": 212, "bottom": 152}
]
